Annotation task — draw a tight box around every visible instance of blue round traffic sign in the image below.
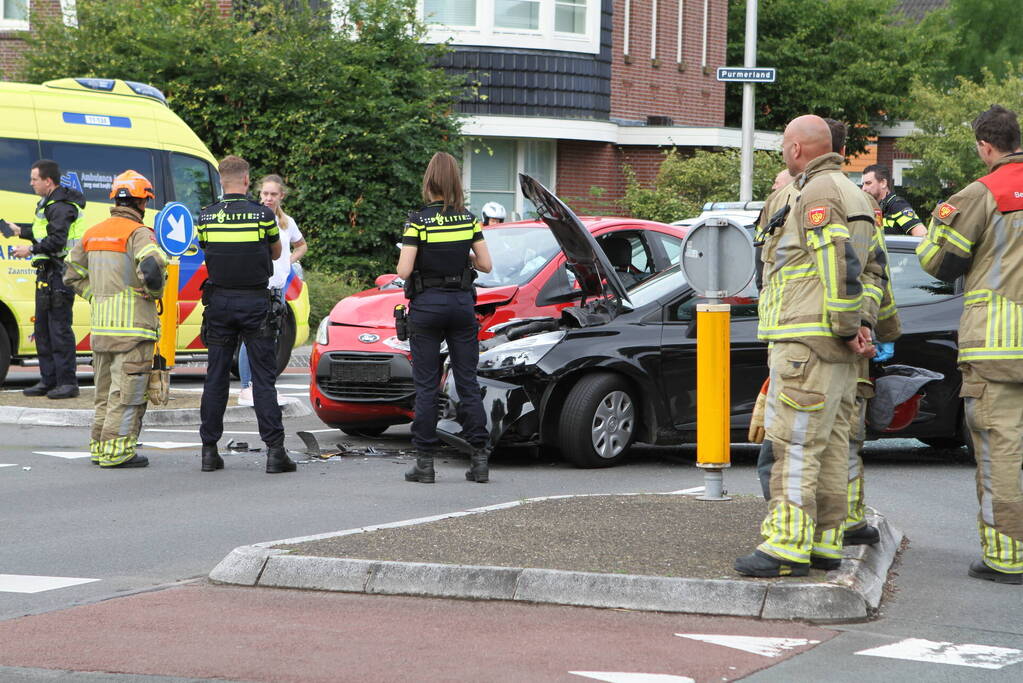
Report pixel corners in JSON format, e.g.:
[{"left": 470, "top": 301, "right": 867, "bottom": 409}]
[{"left": 154, "top": 202, "right": 195, "bottom": 256}]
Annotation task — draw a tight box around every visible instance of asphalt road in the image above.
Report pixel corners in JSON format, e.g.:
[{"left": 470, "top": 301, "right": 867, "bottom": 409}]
[{"left": 1, "top": 366, "right": 1021, "bottom": 681}]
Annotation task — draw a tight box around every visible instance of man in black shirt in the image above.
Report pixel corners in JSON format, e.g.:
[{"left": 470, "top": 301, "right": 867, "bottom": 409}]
[
  {"left": 196, "top": 155, "right": 295, "bottom": 474},
  {"left": 861, "top": 164, "right": 926, "bottom": 236}
]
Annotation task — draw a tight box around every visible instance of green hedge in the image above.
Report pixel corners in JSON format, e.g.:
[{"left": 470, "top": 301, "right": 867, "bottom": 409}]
[{"left": 304, "top": 269, "right": 371, "bottom": 328}]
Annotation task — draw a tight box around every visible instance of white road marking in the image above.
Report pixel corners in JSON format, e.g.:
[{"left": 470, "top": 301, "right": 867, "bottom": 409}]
[
  {"left": 139, "top": 441, "right": 202, "bottom": 450},
  {"left": 144, "top": 429, "right": 259, "bottom": 435},
  {"left": 32, "top": 451, "right": 92, "bottom": 459},
  {"left": 274, "top": 384, "right": 308, "bottom": 389},
  {"left": 570, "top": 674, "right": 694, "bottom": 683},
  {"left": 671, "top": 486, "right": 705, "bottom": 496},
  {"left": 0, "top": 574, "right": 100, "bottom": 594},
  {"left": 855, "top": 638, "right": 1023, "bottom": 670},
  {"left": 0, "top": 464, "right": 17, "bottom": 468},
  {"left": 675, "top": 634, "right": 820, "bottom": 657}
]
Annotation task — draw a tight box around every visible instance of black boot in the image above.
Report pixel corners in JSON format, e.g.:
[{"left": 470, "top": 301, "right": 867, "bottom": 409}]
[
  {"left": 405, "top": 452, "right": 435, "bottom": 483},
  {"left": 201, "top": 444, "right": 224, "bottom": 472},
  {"left": 843, "top": 524, "right": 880, "bottom": 546},
  {"left": 266, "top": 445, "right": 297, "bottom": 473},
  {"left": 102, "top": 454, "right": 149, "bottom": 469},
  {"left": 465, "top": 445, "right": 490, "bottom": 483},
  {"left": 23, "top": 382, "right": 54, "bottom": 397},
  {"left": 734, "top": 550, "right": 809, "bottom": 577},
  {"left": 968, "top": 560, "right": 1023, "bottom": 585},
  {"left": 46, "top": 384, "right": 80, "bottom": 399},
  {"left": 810, "top": 555, "right": 842, "bottom": 571}
]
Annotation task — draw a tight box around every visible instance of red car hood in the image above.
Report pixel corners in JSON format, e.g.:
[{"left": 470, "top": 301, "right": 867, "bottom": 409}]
[{"left": 329, "top": 283, "right": 520, "bottom": 328}]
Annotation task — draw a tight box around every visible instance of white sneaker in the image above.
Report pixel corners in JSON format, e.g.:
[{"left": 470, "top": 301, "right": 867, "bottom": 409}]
[{"left": 237, "top": 386, "right": 254, "bottom": 406}]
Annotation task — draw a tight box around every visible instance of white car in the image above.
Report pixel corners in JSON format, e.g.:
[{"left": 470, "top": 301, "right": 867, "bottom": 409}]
[{"left": 672, "top": 201, "right": 764, "bottom": 230}]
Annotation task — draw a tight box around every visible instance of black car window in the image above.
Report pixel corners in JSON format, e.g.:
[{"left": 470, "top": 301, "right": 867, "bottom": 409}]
[
  {"left": 0, "top": 138, "right": 37, "bottom": 193},
  {"left": 596, "top": 231, "right": 656, "bottom": 288},
  {"left": 670, "top": 278, "right": 760, "bottom": 321},
  {"left": 169, "top": 153, "right": 217, "bottom": 218},
  {"left": 888, "top": 250, "right": 956, "bottom": 305},
  {"left": 39, "top": 140, "right": 161, "bottom": 207}
]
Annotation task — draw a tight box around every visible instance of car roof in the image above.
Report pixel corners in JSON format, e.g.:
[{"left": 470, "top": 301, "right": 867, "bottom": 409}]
[{"left": 485, "top": 216, "right": 684, "bottom": 233}]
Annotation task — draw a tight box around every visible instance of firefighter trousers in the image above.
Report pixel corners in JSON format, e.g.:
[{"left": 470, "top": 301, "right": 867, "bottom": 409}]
[
  {"left": 90, "top": 341, "right": 155, "bottom": 466},
  {"left": 759, "top": 341, "right": 857, "bottom": 564},
  {"left": 960, "top": 366, "right": 1023, "bottom": 574}
]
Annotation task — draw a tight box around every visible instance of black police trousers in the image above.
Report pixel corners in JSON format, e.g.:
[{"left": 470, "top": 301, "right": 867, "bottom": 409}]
[
  {"left": 35, "top": 263, "right": 78, "bottom": 388},
  {"left": 199, "top": 289, "right": 284, "bottom": 449},
  {"left": 409, "top": 288, "right": 487, "bottom": 451}
]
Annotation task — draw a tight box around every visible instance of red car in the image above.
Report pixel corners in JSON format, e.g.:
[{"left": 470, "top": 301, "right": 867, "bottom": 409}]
[{"left": 310, "top": 216, "right": 687, "bottom": 435}]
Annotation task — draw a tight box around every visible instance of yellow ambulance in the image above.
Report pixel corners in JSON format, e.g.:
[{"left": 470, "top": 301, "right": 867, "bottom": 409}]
[{"left": 0, "top": 78, "right": 310, "bottom": 383}]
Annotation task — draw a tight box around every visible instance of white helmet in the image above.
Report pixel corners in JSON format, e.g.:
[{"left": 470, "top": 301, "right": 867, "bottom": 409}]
[{"left": 481, "top": 201, "right": 507, "bottom": 222}]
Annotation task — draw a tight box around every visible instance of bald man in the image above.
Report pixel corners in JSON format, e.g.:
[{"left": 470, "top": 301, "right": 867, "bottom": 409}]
[{"left": 736, "top": 115, "right": 881, "bottom": 577}]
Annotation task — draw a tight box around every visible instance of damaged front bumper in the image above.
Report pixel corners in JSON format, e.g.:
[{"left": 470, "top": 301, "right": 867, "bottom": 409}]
[{"left": 437, "top": 375, "right": 540, "bottom": 452}]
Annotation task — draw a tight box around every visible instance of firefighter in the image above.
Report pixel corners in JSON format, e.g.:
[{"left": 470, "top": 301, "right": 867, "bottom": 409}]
[
  {"left": 917, "top": 104, "right": 1023, "bottom": 584},
  {"left": 735, "top": 115, "right": 876, "bottom": 577},
  {"left": 10, "top": 159, "right": 86, "bottom": 399},
  {"left": 398, "top": 152, "right": 493, "bottom": 483},
  {"left": 196, "top": 155, "right": 295, "bottom": 474},
  {"left": 861, "top": 164, "right": 926, "bottom": 237},
  {"left": 64, "top": 171, "right": 166, "bottom": 468}
]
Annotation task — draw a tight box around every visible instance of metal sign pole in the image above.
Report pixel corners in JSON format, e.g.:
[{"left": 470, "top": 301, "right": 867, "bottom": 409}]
[{"left": 739, "top": 0, "right": 758, "bottom": 202}]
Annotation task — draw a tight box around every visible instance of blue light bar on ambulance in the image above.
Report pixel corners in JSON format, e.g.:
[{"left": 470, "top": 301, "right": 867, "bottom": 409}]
[
  {"left": 125, "top": 81, "right": 167, "bottom": 104},
  {"left": 74, "top": 77, "right": 115, "bottom": 91}
]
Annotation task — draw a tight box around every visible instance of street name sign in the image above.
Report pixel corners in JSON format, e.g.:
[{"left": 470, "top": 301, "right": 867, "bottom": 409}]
[{"left": 716, "top": 67, "right": 776, "bottom": 83}]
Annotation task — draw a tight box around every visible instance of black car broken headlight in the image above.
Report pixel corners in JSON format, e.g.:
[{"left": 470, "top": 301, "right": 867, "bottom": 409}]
[{"left": 478, "top": 331, "right": 565, "bottom": 372}]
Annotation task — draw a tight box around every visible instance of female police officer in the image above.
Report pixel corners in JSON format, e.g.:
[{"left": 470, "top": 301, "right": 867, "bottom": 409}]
[{"left": 397, "top": 152, "right": 493, "bottom": 484}]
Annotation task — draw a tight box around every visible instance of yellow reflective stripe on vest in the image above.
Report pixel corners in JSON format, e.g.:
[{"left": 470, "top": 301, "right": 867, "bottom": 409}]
[
  {"left": 199, "top": 230, "right": 265, "bottom": 243},
  {"left": 864, "top": 283, "right": 883, "bottom": 306},
  {"left": 916, "top": 237, "right": 941, "bottom": 267},
  {"left": 423, "top": 225, "right": 477, "bottom": 243},
  {"left": 90, "top": 289, "right": 155, "bottom": 338},
  {"left": 136, "top": 243, "right": 163, "bottom": 261}
]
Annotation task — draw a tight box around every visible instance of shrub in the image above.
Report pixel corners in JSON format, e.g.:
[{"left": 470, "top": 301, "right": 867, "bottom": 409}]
[{"left": 304, "top": 269, "right": 369, "bottom": 326}]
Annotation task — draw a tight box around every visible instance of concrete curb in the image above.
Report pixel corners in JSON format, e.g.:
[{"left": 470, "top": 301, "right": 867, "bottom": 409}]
[
  {"left": 0, "top": 396, "right": 310, "bottom": 427},
  {"left": 208, "top": 496, "right": 904, "bottom": 622}
]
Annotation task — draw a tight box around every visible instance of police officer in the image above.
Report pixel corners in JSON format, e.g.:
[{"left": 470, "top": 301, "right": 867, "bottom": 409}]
[
  {"left": 398, "top": 152, "right": 493, "bottom": 483},
  {"left": 861, "top": 164, "right": 926, "bottom": 237},
  {"left": 917, "top": 105, "right": 1023, "bottom": 584},
  {"left": 481, "top": 201, "right": 507, "bottom": 226},
  {"left": 195, "top": 155, "right": 295, "bottom": 474},
  {"left": 64, "top": 171, "right": 167, "bottom": 468},
  {"left": 9, "top": 159, "right": 86, "bottom": 399},
  {"left": 736, "top": 115, "right": 876, "bottom": 577}
]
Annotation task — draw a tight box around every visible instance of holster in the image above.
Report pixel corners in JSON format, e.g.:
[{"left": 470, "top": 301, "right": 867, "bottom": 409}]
[{"left": 403, "top": 271, "right": 424, "bottom": 300}]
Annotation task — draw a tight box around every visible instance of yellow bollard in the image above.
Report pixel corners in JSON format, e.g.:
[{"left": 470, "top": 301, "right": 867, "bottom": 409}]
[
  {"left": 696, "top": 302, "right": 731, "bottom": 499},
  {"left": 155, "top": 258, "right": 179, "bottom": 370}
]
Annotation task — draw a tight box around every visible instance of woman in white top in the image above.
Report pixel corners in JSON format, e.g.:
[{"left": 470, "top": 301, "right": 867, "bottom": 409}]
[{"left": 238, "top": 175, "right": 307, "bottom": 406}]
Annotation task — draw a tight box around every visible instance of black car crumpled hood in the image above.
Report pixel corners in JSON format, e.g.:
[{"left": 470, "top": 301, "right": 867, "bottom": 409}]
[{"left": 519, "top": 174, "right": 630, "bottom": 306}]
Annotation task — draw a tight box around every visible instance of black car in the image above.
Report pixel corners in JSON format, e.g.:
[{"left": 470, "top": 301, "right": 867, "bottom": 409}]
[{"left": 438, "top": 176, "right": 965, "bottom": 468}]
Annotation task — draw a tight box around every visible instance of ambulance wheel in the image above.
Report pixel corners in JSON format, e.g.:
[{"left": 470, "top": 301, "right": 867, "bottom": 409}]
[
  {"left": 558, "top": 373, "right": 637, "bottom": 468},
  {"left": 0, "top": 326, "right": 10, "bottom": 385}
]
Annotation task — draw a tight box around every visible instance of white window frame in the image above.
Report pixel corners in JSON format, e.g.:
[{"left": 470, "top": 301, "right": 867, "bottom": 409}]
[
  {"left": 462, "top": 137, "right": 557, "bottom": 220},
  {"left": 893, "top": 159, "right": 920, "bottom": 186},
  {"left": 420, "top": 0, "right": 600, "bottom": 55},
  {"left": 0, "top": 0, "right": 30, "bottom": 31}
]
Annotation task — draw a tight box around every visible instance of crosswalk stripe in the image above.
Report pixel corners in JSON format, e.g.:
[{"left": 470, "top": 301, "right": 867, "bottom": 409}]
[
  {"left": 855, "top": 638, "right": 1023, "bottom": 670},
  {"left": 32, "top": 451, "right": 92, "bottom": 459},
  {"left": 675, "top": 634, "right": 820, "bottom": 657},
  {"left": 570, "top": 673, "right": 695, "bottom": 683},
  {"left": 0, "top": 574, "right": 99, "bottom": 594},
  {"left": 139, "top": 442, "right": 202, "bottom": 450}
]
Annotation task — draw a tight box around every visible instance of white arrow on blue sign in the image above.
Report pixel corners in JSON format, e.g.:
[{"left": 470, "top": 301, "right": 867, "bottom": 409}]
[
  {"left": 716, "top": 67, "right": 776, "bottom": 83},
  {"left": 154, "top": 202, "right": 195, "bottom": 257}
]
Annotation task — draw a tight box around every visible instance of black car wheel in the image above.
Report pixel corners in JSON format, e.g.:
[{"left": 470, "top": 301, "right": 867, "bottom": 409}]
[
  {"left": 558, "top": 373, "right": 637, "bottom": 468},
  {"left": 341, "top": 426, "right": 388, "bottom": 438}
]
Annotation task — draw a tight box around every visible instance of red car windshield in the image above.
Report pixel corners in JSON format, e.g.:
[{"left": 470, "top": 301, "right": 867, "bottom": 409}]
[{"left": 476, "top": 225, "right": 561, "bottom": 288}]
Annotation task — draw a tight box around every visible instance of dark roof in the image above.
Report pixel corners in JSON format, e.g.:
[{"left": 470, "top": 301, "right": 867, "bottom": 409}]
[{"left": 897, "top": 0, "right": 948, "bottom": 20}]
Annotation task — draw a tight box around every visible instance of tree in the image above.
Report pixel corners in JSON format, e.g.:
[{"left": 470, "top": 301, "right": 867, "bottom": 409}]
[
  {"left": 916, "top": 0, "right": 1023, "bottom": 87},
  {"left": 726, "top": 0, "right": 934, "bottom": 153},
  {"left": 620, "top": 149, "right": 783, "bottom": 224},
  {"left": 22, "top": 0, "right": 463, "bottom": 277},
  {"left": 899, "top": 67, "right": 1023, "bottom": 208}
]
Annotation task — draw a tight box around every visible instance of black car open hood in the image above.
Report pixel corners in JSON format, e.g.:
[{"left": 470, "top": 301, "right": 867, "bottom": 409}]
[{"left": 519, "top": 174, "right": 630, "bottom": 305}]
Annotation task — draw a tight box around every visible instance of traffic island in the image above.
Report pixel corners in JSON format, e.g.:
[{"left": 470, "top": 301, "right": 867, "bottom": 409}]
[
  {"left": 0, "top": 388, "right": 310, "bottom": 426},
  {"left": 209, "top": 492, "right": 904, "bottom": 622}
]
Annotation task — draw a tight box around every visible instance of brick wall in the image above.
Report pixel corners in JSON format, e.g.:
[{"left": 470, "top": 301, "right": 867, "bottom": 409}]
[
  {"left": 0, "top": 0, "right": 62, "bottom": 80},
  {"left": 556, "top": 140, "right": 676, "bottom": 214},
  {"left": 610, "top": 0, "right": 726, "bottom": 125}
]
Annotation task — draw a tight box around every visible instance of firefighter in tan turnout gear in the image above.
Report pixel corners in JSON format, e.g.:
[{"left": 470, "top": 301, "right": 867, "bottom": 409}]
[
  {"left": 917, "top": 105, "right": 1023, "bottom": 584},
  {"left": 735, "top": 115, "right": 878, "bottom": 577},
  {"left": 64, "top": 171, "right": 168, "bottom": 469}
]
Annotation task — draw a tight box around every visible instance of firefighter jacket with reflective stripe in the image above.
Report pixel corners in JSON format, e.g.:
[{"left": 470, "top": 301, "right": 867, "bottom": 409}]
[
  {"left": 401, "top": 201, "right": 483, "bottom": 280},
  {"left": 757, "top": 153, "right": 879, "bottom": 362},
  {"left": 29, "top": 186, "right": 86, "bottom": 266},
  {"left": 197, "top": 194, "right": 279, "bottom": 289},
  {"left": 64, "top": 208, "right": 168, "bottom": 354},
  {"left": 917, "top": 153, "right": 1023, "bottom": 381},
  {"left": 880, "top": 192, "right": 924, "bottom": 236}
]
